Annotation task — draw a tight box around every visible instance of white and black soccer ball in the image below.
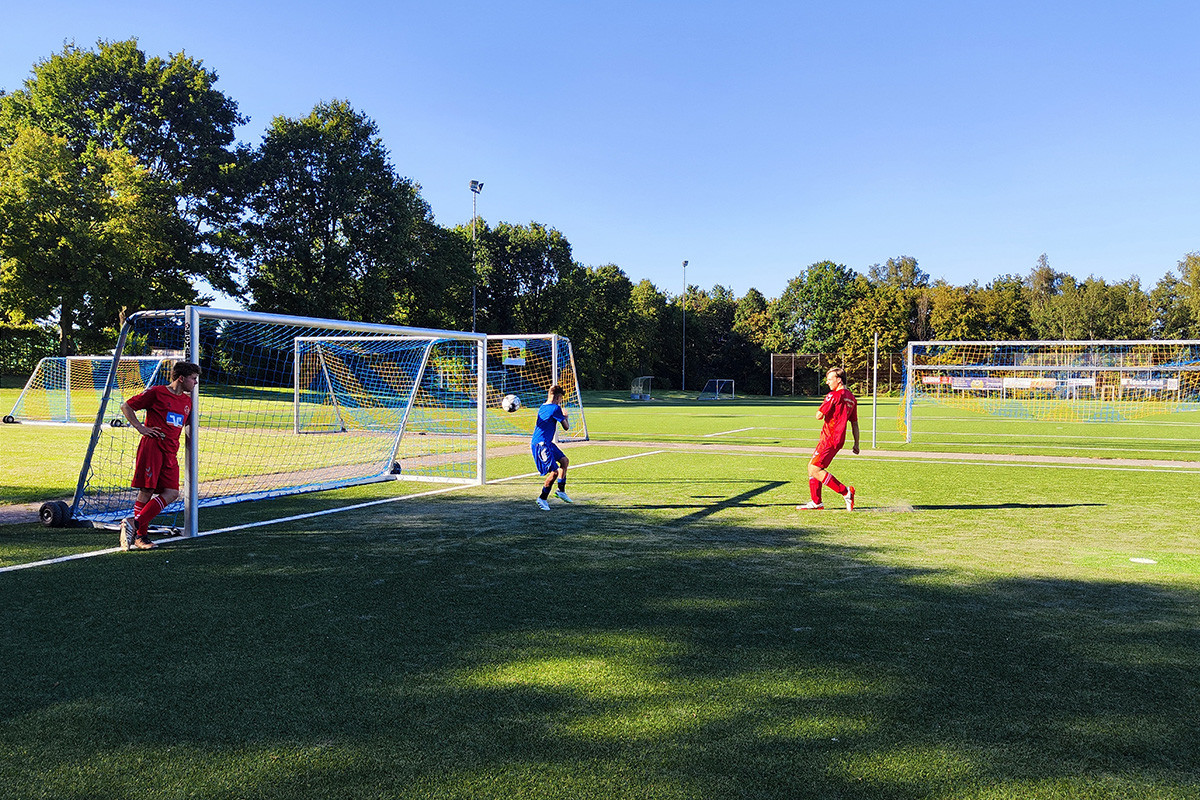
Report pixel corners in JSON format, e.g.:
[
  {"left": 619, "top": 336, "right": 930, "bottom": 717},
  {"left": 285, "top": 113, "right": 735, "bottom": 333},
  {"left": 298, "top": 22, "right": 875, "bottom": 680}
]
[{"left": 501, "top": 394, "right": 522, "bottom": 413}]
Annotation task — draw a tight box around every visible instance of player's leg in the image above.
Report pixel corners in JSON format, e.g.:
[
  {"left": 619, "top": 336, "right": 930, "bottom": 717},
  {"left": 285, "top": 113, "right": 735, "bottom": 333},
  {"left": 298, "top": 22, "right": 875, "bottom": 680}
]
[
  {"left": 808, "top": 450, "right": 854, "bottom": 511},
  {"left": 554, "top": 453, "right": 573, "bottom": 503},
  {"left": 125, "top": 445, "right": 158, "bottom": 549},
  {"left": 533, "top": 442, "right": 555, "bottom": 510},
  {"left": 133, "top": 454, "right": 179, "bottom": 547}
]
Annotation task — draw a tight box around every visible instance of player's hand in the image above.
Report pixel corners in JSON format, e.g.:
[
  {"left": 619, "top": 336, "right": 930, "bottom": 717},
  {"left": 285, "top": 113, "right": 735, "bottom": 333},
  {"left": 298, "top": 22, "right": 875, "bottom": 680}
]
[
  {"left": 144, "top": 425, "right": 165, "bottom": 439},
  {"left": 852, "top": 445, "right": 860, "bottom": 454}
]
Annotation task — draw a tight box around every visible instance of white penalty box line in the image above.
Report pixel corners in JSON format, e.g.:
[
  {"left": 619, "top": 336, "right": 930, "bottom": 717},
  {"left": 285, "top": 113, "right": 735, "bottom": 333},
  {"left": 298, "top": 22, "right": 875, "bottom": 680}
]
[{"left": 0, "top": 449, "right": 667, "bottom": 575}]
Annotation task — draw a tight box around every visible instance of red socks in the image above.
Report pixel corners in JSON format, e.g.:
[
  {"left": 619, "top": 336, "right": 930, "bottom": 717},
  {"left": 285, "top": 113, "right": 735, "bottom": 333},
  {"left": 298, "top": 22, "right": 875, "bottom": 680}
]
[
  {"left": 822, "top": 473, "right": 847, "bottom": 496},
  {"left": 809, "top": 478, "right": 822, "bottom": 504},
  {"left": 135, "top": 496, "right": 166, "bottom": 536}
]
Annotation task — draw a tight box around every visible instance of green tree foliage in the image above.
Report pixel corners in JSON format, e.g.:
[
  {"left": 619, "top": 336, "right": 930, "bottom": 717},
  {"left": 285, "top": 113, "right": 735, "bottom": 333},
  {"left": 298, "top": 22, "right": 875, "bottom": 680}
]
[
  {"left": 0, "top": 39, "right": 245, "bottom": 311},
  {"left": 0, "top": 127, "right": 185, "bottom": 355},
  {"left": 242, "top": 100, "right": 433, "bottom": 323},
  {"left": 868, "top": 255, "right": 929, "bottom": 290},
  {"left": 838, "top": 280, "right": 912, "bottom": 363},
  {"left": 554, "top": 264, "right": 637, "bottom": 388},
  {"left": 1150, "top": 253, "right": 1200, "bottom": 338},
  {"left": 475, "top": 221, "right": 574, "bottom": 334},
  {"left": 775, "top": 261, "right": 862, "bottom": 353}
]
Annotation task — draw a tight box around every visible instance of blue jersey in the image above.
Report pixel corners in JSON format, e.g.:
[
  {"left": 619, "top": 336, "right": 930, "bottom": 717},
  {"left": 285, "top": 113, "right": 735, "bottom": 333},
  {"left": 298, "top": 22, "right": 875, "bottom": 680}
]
[{"left": 531, "top": 402, "right": 566, "bottom": 446}]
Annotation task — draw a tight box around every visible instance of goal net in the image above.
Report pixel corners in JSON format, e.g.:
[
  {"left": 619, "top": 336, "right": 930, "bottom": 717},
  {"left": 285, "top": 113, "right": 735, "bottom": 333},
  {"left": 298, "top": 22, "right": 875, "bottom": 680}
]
[
  {"left": 698, "top": 379, "right": 736, "bottom": 400},
  {"left": 485, "top": 334, "right": 588, "bottom": 441},
  {"left": 630, "top": 376, "right": 654, "bottom": 400},
  {"left": 902, "top": 340, "right": 1200, "bottom": 442},
  {"left": 5, "top": 356, "right": 170, "bottom": 425},
  {"left": 68, "top": 307, "right": 486, "bottom": 535}
]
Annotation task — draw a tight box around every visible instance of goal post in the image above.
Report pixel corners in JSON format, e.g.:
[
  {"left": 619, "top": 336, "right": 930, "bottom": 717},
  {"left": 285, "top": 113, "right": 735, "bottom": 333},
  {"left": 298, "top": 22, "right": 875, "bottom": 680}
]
[
  {"left": 697, "top": 379, "right": 736, "bottom": 400},
  {"left": 485, "top": 334, "right": 588, "bottom": 441},
  {"left": 4, "top": 355, "right": 170, "bottom": 425},
  {"left": 67, "top": 307, "right": 487, "bottom": 537},
  {"left": 902, "top": 339, "right": 1200, "bottom": 442}
]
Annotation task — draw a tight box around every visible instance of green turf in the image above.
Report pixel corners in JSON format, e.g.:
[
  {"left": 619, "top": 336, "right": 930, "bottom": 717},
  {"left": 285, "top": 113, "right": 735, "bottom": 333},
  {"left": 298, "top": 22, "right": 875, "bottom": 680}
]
[{"left": 2, "top": 390, "right": 1199, "bottom": 798}]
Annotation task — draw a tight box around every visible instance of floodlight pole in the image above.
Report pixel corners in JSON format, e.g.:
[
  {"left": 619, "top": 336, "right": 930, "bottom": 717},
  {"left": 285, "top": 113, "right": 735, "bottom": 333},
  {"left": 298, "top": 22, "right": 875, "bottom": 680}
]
[
  {"left": 470, "top": 180, "right": 484, "bottom": 332},
  {"left": 681, "top": 260, "right": 688, "bottom": 392}
]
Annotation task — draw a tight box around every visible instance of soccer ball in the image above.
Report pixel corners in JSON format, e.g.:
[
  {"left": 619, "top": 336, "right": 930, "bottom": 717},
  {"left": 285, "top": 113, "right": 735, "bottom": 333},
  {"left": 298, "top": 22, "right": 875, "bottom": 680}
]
[{"left": 501, "top": 394, "right": 522, "bottom": 413}]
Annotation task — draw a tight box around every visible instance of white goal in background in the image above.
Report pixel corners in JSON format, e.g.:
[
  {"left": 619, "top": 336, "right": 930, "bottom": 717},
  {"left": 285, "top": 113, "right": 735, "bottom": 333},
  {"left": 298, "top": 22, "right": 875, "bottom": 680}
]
[
  {"left": 902, "top": 339, "right": 1200, "bottom": 442},
  {"left": 697, "top": 379, "right": 736, "bottom": 400},
  {"left": 4, "top": 355, "right": 171, "bottom": 425},
  {"left": 62, "top": 307, "right": 487, "bottom": 536},
  {"left": 485, "top": 334, "right": 588, "bottom": 441}
]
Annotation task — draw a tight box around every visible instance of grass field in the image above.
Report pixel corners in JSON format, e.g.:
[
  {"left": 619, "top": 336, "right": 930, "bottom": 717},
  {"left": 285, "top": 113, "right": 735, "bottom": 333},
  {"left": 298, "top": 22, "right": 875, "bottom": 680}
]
[{"left": 2, "top": 387, "right": 1199, "bottom": 798}]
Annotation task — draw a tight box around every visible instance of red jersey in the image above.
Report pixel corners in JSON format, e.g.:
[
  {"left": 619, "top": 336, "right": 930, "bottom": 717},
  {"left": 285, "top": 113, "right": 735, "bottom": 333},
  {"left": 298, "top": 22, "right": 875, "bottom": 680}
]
[
  {"left": 126, "top": 385, "right": 192, "bottom": 455},
  {"left": 817, "top": 386, "right": 858, "bottom": 450}
]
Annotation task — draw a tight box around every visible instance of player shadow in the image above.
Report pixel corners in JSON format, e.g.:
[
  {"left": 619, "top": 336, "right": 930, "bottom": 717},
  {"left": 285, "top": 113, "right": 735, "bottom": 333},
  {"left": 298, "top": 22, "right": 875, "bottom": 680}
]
[
  {"left": 911, "top": 501, "right": 1106, "bottom": 511},
  {"left": 626, "top": 480, "right": 789, "bottom": 522}
]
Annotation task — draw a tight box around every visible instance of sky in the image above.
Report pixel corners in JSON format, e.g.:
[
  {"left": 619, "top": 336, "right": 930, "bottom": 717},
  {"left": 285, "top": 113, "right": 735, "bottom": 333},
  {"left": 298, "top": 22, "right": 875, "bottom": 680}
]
[{"left": 3, "top": 0, "right": 1198, "bottom": 302}]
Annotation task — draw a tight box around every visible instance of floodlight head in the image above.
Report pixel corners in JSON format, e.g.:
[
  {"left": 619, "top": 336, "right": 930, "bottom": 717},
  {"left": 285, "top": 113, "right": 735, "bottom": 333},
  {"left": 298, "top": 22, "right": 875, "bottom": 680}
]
[
  {"left": 470, "top": 180, "right": 484, "bottom": 193},
  {"left": 682, "top": 260, "right": 688, "bottom": 267}
]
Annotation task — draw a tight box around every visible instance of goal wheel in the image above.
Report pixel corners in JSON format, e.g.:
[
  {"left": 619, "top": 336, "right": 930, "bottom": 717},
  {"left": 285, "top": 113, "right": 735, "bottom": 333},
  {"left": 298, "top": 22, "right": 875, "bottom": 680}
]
[
  {"left": 2, "top": 415, "right": 15, "bottom": 424},
  {"left": 109, "top": 418, "right": 126, "bottom": 428},
  {"left": 39, "top": 501, "right": 66, "bottom": 528}
]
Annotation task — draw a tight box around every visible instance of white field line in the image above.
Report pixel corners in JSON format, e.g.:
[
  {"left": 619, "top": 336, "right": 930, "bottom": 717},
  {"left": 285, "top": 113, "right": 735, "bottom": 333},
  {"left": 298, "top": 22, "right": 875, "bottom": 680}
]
[
  {"left": 0, "top": 448, "right": 666, "bottom": 575},
  {"left": 653, "top": 447, "right": 1200, "bottom": 475},
  {"left": 489, "top": 448, "right": 666, "bottom": 483},
  {"left": 703, "top": 427, "right": 754, "bottom": 438}
]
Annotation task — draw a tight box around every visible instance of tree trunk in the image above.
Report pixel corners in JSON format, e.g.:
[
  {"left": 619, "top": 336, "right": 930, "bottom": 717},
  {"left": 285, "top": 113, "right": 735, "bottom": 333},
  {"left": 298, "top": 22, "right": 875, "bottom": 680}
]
[{"left": 57, "top": 304, "right": 77, "bottom": 357}]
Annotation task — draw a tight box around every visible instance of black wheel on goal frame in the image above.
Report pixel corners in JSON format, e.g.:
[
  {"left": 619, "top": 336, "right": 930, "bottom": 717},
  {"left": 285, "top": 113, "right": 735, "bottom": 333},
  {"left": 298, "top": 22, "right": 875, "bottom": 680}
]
[
  {"left": 39, "top": 501, "right": 66, "bottom": 527},
  {"left": 2, "top": 415, "right": 15, "bottom": 424}
]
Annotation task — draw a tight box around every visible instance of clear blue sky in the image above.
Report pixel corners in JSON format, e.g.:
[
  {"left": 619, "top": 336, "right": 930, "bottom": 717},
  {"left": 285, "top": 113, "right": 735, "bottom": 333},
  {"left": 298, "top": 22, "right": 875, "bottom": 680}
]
[{"left": 4, "top": 1, "right": 1198, "bottom": 301}]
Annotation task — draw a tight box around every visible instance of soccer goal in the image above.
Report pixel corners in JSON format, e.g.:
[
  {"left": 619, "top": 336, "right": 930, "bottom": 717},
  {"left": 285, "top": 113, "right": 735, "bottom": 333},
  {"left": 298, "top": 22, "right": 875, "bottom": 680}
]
[
  {"left": 64, "top": 307, "right": 487, "bottom": 536},
  {"left": 630, "top": 376, "right": 654, "bottom": 400},
  {"left": 902, "top": 339, "right": 1200, "bottom": 442},
  {"left": 485, "top": 334, "right": 588, "bottom": 442},
  {"left": 4, "top": 355, "right": 171, "bottom": 425},
  {"left": 697, "top": 379, "right": 736, "bottom": 400}
]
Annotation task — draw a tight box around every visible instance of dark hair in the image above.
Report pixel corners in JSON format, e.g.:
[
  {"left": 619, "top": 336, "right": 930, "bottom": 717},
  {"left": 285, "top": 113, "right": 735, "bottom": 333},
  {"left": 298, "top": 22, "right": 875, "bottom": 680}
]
[
  {"left": 548, "top": 384, "right": 565, "bottom": 398},
  {"left": 172, "top": 361, "right": 201, "bottom": 380}
]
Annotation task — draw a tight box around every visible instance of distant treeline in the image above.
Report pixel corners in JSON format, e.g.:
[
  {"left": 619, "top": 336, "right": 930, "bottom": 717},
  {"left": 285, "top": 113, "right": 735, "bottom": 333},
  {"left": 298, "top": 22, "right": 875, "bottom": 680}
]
[{"left": 2, "top": 40, "right": 1197, "bottom": 392}]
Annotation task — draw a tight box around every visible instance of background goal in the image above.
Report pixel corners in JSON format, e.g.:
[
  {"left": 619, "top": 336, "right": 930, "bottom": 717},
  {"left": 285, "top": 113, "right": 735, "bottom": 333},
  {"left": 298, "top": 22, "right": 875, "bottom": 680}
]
[
  {"left": 485, "top": 334, "right": 588, "bottom": 441},
  {"left": 902, "top": 340, "right": 1200, "bottom": 442},
  {"left": 5, "top": 356, "right": 170, "bottom": 425},
  {"left": 698, "top": 379, "right": 736, "bottom": 400}
]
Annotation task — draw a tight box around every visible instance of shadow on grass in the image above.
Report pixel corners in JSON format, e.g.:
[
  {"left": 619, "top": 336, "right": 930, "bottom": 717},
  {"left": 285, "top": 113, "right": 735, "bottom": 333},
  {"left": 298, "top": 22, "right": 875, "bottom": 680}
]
[
  {"left": 913, "top": 502, "right": 1108, "bottom": 511},
  {"left": 0, "top": 493, "right": 1196, "bottom": 799}
]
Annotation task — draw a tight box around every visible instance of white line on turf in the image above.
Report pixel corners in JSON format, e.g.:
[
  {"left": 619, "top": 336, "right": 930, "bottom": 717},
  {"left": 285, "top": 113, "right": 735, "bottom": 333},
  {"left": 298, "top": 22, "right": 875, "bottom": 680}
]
[
  {"left": 0, "top": 449, "right": 668, "bottom": 574},
  {"left": 703, "top": 427, "right": 754, "bottom": 438}
]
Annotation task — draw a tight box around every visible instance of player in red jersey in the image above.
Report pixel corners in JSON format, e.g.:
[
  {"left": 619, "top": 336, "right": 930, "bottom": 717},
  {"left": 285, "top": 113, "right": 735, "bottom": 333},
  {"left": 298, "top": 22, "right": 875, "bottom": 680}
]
[
  {"left": 799, "top": 366, "right": 860, "bottom": 511},
  {"left": 118, "top": 362, "right": 200, "bottom": 550}
]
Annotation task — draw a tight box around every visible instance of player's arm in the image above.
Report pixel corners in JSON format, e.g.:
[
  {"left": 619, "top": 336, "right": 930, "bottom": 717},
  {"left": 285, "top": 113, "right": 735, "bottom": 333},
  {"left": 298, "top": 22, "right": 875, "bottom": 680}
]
[
  {"left": 120, "top": 397, "right": 162, "bottom": 439},
  {"left": 850, "top": 418, "right": 861, "bottom": 454},
  {"left": 559, "top": 406, "right": 570, "bottom": 431}
]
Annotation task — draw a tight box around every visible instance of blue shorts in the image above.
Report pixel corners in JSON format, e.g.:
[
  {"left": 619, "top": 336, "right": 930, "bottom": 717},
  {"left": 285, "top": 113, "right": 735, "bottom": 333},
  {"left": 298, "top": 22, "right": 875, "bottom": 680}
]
[{"left": 532, "top": 441, "right": 566, "bottom": 476}]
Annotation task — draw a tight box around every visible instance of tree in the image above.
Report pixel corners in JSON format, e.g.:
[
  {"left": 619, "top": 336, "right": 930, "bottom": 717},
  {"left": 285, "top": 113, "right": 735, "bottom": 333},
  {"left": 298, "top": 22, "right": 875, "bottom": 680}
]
[
  {"left": 0, "top": 39, "right": 246, "bottom": 320},
  {"left": 868, "top": 255, "right": 929, "bottom": 290},
  {"left": 554, "top": 264, "right": 636, "bottom": 388},
  {"left": 837, "top": 282, "right": 912, "bottom": 364},
  {"left": 775, "top": 261, "right": 862, "bottom": 353},
  {"left": 242, "top": 100, "right": 432, "bottom": 323},
  {"left": 0, "top": 126, "right": 184, "bottom": 355},
  {"left": 976, "top": 275, "right": 1033, "bottom": 339},
  {"left": 475, "top": 221, "right": 574, "bottom": 333},
  {"left": 1150, "top": 253, "right": 1200, "bottom": 339}
]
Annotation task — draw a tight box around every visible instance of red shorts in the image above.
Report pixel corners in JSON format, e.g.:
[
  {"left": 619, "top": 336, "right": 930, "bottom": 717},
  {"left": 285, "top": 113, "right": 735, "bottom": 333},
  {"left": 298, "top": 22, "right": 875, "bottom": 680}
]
[
  {"left": 132, "top": 440, "right": 180, "bottom": 492},
  {"left": 810, "top": 443, "right": 842, "bottom": 470}
]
